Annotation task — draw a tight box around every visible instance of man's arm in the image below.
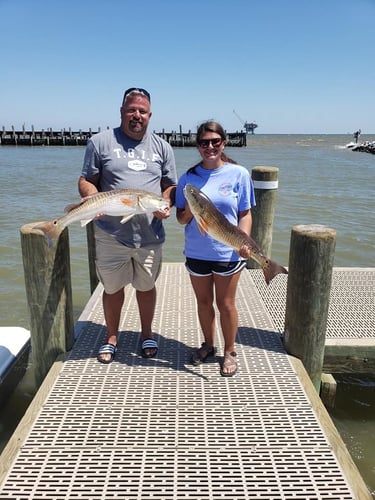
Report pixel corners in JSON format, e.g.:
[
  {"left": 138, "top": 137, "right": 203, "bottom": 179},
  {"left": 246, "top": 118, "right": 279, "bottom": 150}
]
[
  {"left": 161, "top": 184, "right": 176, "bottom": 207},
  {"left": 78, "top": 175, "right": 100, "bottom": 198},
  {"left": 152, "top": 183, "right": 176, "bottom": 220}
]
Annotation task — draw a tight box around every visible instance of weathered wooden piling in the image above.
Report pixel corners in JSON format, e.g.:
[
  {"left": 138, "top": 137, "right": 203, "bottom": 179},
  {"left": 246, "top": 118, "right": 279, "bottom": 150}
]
[
  {"left": 248, "top": 166, "right": 279, "bottom": 268},
  {"left": 86, "top": 222, "right": 98, "bottom": 294},
  {"left": 284, "top": 224, "right": 336, "bottom": 393},
  {"left": 20, "top": 223, "right": 74, "bottom": 387}
]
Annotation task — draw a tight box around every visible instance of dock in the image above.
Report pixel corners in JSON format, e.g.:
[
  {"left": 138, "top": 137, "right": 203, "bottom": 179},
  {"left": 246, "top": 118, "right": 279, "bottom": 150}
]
[
  {"left": 0, "top": 127, "right": 247, "bottom": 147},
  {"left": 0, "top": 264, "right": 373, "bottom": 499}
]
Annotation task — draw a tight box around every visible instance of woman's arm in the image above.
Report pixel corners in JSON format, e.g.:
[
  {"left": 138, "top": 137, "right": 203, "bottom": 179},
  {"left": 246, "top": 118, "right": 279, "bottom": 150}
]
[
  {"left": 238, "top": 209, "right": 253, "bottom": 258},
  {"left": 176, "top": 205, "right": 193, "bottom": 225},
  {"left": 238, "top": 209, "right": 252, "bottom": 235}
]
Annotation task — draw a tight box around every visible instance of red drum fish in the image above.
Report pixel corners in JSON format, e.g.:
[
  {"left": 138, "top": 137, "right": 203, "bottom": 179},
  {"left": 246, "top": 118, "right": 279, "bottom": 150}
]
[
  {"left": 183, "top": 184, "right": 288, "bottom": 285},
  {"left": 34, "top": 189, "right": 169, "bottom": 247}
]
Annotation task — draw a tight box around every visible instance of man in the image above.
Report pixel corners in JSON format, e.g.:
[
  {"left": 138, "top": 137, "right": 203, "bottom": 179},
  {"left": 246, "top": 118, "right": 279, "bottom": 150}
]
[{"left": 79, "top": 88, "right": 177, "bottom": 363}]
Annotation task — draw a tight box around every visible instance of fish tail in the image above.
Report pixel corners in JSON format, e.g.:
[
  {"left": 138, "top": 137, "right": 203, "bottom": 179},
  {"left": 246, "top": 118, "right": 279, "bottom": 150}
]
[
  {"left": 262, "top": 258, "right": 288, "bottom": 285},
  {"left": 33, "top": 220, "right": 63, "bottom": 248}
]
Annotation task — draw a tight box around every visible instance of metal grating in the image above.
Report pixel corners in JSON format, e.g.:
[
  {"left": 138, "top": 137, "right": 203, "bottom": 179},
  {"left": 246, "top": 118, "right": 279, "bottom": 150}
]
[
  {"left": 0, "top": 264, "right": 364, "bottom": 499},
  {"left": 251, "top": 267, "right": 375, "bottom": 338}
]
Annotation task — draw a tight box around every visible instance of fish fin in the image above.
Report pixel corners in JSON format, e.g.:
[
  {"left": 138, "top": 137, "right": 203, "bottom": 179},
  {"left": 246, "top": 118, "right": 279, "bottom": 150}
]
[
  {"left": 197, "top": 217, "right": 209, "bottom": 236},
  {"left": 33, "top": 220, "right": 62, "bottom": 248},
  {"left": 64, "top": 200, "right": 85, "bottom": 213},
  {"left": 262, "top": 258, "right": 288, "bottom": 285},
  {"left": 120, "top": 214, "right": 135, "bottom": 224},
  {"left": 65, "top": 194, "right": 95, "bottom": 213},
  {"left": 80, "top": 219, "right": 93, "bottom": 227},
  {"left": 138, "top": 198, "right": 145, "bottom": 210}
]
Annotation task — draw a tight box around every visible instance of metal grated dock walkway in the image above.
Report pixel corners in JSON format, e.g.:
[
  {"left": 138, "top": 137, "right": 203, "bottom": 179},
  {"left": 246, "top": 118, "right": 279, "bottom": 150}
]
[{"left": 1, "top": 264, "right": 373, "bottom": 499}]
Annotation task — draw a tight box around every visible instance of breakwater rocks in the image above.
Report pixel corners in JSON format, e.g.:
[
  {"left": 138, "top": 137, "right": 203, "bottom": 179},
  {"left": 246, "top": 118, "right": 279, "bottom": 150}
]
[
  {"left": 0, "top": 126, "right": 247, "bottom": 147},
  {"left": 347, "top": 141, "right": 375, "bottom": 155}
]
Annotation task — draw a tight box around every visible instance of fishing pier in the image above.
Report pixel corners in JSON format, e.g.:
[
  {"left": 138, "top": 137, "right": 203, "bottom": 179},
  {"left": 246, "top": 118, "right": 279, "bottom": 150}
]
[
  {"left": 0, "top": 126, "right": 247, "bottom": 147},
  {"left": 0, "top": 263, "right": 373, "bottom": 499},
  {"left": 0, "top": 168, "right": 374, "bottom": 499}
]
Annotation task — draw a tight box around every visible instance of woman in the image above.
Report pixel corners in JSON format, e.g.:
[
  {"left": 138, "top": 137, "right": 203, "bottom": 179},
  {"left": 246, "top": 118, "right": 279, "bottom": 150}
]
[{"left": 175, "top": 121, "right": 255, "bottom": 377}]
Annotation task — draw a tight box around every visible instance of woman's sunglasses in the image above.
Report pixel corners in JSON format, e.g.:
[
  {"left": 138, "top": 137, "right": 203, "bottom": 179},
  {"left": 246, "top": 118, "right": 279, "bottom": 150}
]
[{"left": 197, "top": 138, "right": 223, "bottom": 148}]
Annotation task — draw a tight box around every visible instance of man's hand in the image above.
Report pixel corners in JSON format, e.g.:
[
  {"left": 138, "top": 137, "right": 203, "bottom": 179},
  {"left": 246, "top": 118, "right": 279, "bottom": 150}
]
[{"left": 153, "top": 206, "right": 171, "bottom": 219}]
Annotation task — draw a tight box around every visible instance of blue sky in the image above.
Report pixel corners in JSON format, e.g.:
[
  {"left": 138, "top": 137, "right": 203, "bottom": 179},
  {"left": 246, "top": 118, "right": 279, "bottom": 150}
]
[{"left": 1, "top": 0, "right": 374, "bottom": 134}]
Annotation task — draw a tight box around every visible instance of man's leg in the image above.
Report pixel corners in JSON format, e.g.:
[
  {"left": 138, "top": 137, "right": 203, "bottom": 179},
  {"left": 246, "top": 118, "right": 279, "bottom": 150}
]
[
  {"left": 137, "top": 287, "right": 157, "bottom": 357},
  {"left": 98, "top": 288, "right": 125, "bottom": 363}
]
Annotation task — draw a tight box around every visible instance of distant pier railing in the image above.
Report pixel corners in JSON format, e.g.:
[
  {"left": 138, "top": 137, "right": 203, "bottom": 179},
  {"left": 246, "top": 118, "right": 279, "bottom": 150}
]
[{"left": 0, "top": 125, "right": 247, "bottom": 147}]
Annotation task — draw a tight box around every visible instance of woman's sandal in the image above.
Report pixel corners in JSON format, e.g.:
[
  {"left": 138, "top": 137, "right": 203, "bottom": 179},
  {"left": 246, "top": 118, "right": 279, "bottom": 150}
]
[
  {"left": 220, "top": 352, "right": 238, "bottom": 377},
  {"left": 191, "top": 342, "right": 217, "bottom": 366}
]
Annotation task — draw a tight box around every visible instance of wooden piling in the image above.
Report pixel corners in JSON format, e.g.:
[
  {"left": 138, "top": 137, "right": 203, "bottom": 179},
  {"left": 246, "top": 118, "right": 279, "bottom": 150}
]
[
  {"left": 320, "top": 373, "right": 337, "bottom": 408},
  {"left": 86, "top": 222, "right": 98, "bottom": 294},
  {"left": 20, "top": 223, "right": 74, "bottom": 387},
  {"left": 248, "top": 166, "right": 279, "bottom": 268},
  {"left": 284, "top": 224, "right": 336, "bottom": 393}
]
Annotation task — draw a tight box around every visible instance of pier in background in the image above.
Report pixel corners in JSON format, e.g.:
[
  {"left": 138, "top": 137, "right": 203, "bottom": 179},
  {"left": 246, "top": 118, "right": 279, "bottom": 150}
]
[{"left": 0, "top": 126, "right": 247, "bottom": 147}]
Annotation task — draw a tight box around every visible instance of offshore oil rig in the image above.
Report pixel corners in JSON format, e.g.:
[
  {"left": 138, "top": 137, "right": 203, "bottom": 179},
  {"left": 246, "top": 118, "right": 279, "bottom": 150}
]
[{"left": 233, "top": 110, "right": 258, "bottom": 134}]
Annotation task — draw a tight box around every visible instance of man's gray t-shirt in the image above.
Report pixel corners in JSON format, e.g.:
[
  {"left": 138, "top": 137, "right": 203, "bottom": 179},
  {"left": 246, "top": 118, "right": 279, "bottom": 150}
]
[{"left": 81, "top": 127, "right": 177, "bottom": 248}]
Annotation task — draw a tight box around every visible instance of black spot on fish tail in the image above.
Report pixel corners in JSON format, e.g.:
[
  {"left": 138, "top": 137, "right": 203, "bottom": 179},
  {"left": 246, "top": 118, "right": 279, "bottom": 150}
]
[{"left": 262, "top": 258, "right": 288, "bottom": 285}]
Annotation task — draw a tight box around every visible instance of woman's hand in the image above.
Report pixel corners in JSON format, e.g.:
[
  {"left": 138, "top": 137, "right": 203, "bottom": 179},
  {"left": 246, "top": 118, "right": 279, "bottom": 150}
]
[{"left": 239, "top": 245, "right": 251, "bottom": 259}]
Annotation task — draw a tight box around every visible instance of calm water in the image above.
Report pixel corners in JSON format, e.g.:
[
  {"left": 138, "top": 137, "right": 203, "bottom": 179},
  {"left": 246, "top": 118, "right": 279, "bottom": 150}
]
[{"left": 0, "top": 135, "right": 374, "bottom": 494}]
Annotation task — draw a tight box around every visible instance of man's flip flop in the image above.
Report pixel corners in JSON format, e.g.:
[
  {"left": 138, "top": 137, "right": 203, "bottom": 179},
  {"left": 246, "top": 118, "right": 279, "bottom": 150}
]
[
  {"left": 97, "top": 343, "right": 117, "bottom": 364},
  {"left": 141, "top": 339, "right": 158, "bottom": 358}
]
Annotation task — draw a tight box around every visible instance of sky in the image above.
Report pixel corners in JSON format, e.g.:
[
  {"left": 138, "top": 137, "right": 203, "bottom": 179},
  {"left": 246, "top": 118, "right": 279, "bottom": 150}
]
[{"left": 1, "top": 0, "right": 374, "bottom": 134}]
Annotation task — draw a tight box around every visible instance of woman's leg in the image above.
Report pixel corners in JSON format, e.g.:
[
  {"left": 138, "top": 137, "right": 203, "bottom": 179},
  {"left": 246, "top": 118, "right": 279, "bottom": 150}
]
[
  {"left": 214, "top": 271, "right": 242, "bottom": 374},
  {"left": 190, "top": 274, "right": 215, "bottom": 344}
]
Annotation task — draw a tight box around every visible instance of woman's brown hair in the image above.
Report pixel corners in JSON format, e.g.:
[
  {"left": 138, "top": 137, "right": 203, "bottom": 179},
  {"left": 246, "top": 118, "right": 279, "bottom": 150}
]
[{"left": 188, "top": 121, "right": 237, "bottom": 174}]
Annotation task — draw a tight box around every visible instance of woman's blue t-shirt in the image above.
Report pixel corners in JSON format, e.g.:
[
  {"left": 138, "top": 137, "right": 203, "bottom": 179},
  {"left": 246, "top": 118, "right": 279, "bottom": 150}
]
[{"left": 175, "top": 163, "right": 256, "bottom": 261}]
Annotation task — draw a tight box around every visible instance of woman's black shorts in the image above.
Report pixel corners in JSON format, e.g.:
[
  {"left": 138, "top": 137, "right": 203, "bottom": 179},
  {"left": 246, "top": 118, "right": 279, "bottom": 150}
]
[{"left": 185, "top": 257, "right": 247, "bottom": 277}]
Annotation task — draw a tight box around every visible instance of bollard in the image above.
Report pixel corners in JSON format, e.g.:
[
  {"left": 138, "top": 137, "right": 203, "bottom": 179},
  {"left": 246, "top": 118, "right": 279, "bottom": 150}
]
[
  {"left": 86, "top": 222, "right": 99, "bottom": 294},
  {"left": 248, "top": 166, "right": 279, "bottom": 269},
  {"left": 284, "top": 224, "right": 336, "bottom": 393},
  {"left": 20, "top": 223, "right": 74, "bottom": 387}
]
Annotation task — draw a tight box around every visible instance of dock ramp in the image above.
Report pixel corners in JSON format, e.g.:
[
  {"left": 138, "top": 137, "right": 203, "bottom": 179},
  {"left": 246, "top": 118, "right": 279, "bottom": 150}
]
[{"left": 0, "top": 264, "right": 371, "bottom": 499}]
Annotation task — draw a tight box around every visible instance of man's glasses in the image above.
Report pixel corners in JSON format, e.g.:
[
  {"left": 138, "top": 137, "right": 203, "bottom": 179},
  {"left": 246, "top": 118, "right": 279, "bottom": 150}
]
[
  {"left": 198, "top": 138, "right": 223, "bottom": 148},
  {"left": 123, "top": 87, "right": 151, "bottom": 102}
]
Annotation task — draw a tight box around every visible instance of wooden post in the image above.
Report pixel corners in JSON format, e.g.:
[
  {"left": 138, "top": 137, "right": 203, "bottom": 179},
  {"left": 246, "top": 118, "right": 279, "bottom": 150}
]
[
  {"left": 20, "top": 223, "right": 74, "bottom": 387},
  {"left": 320, "top": 373, "right": 337, "bottom": 408},
  {"left": 248, "top": 166, "right": 279, "bottom": 268},
  {"left": 86, "top": 222, "right": 99, "bottom": 294},
  {"left": 284, "top": 224, "right": 336, "bottom": 393}
]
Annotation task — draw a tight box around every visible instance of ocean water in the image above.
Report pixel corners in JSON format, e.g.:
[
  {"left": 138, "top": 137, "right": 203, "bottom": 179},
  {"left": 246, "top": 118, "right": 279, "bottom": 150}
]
[{"left": 0, "top": 135, "right": 374, "bottom": 495}]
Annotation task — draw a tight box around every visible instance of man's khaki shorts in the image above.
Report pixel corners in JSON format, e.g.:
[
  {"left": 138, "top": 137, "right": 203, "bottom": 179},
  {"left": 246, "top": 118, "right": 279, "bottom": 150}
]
[{"left": 94, "top": 225, "right": 162, "bottom": 294}]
